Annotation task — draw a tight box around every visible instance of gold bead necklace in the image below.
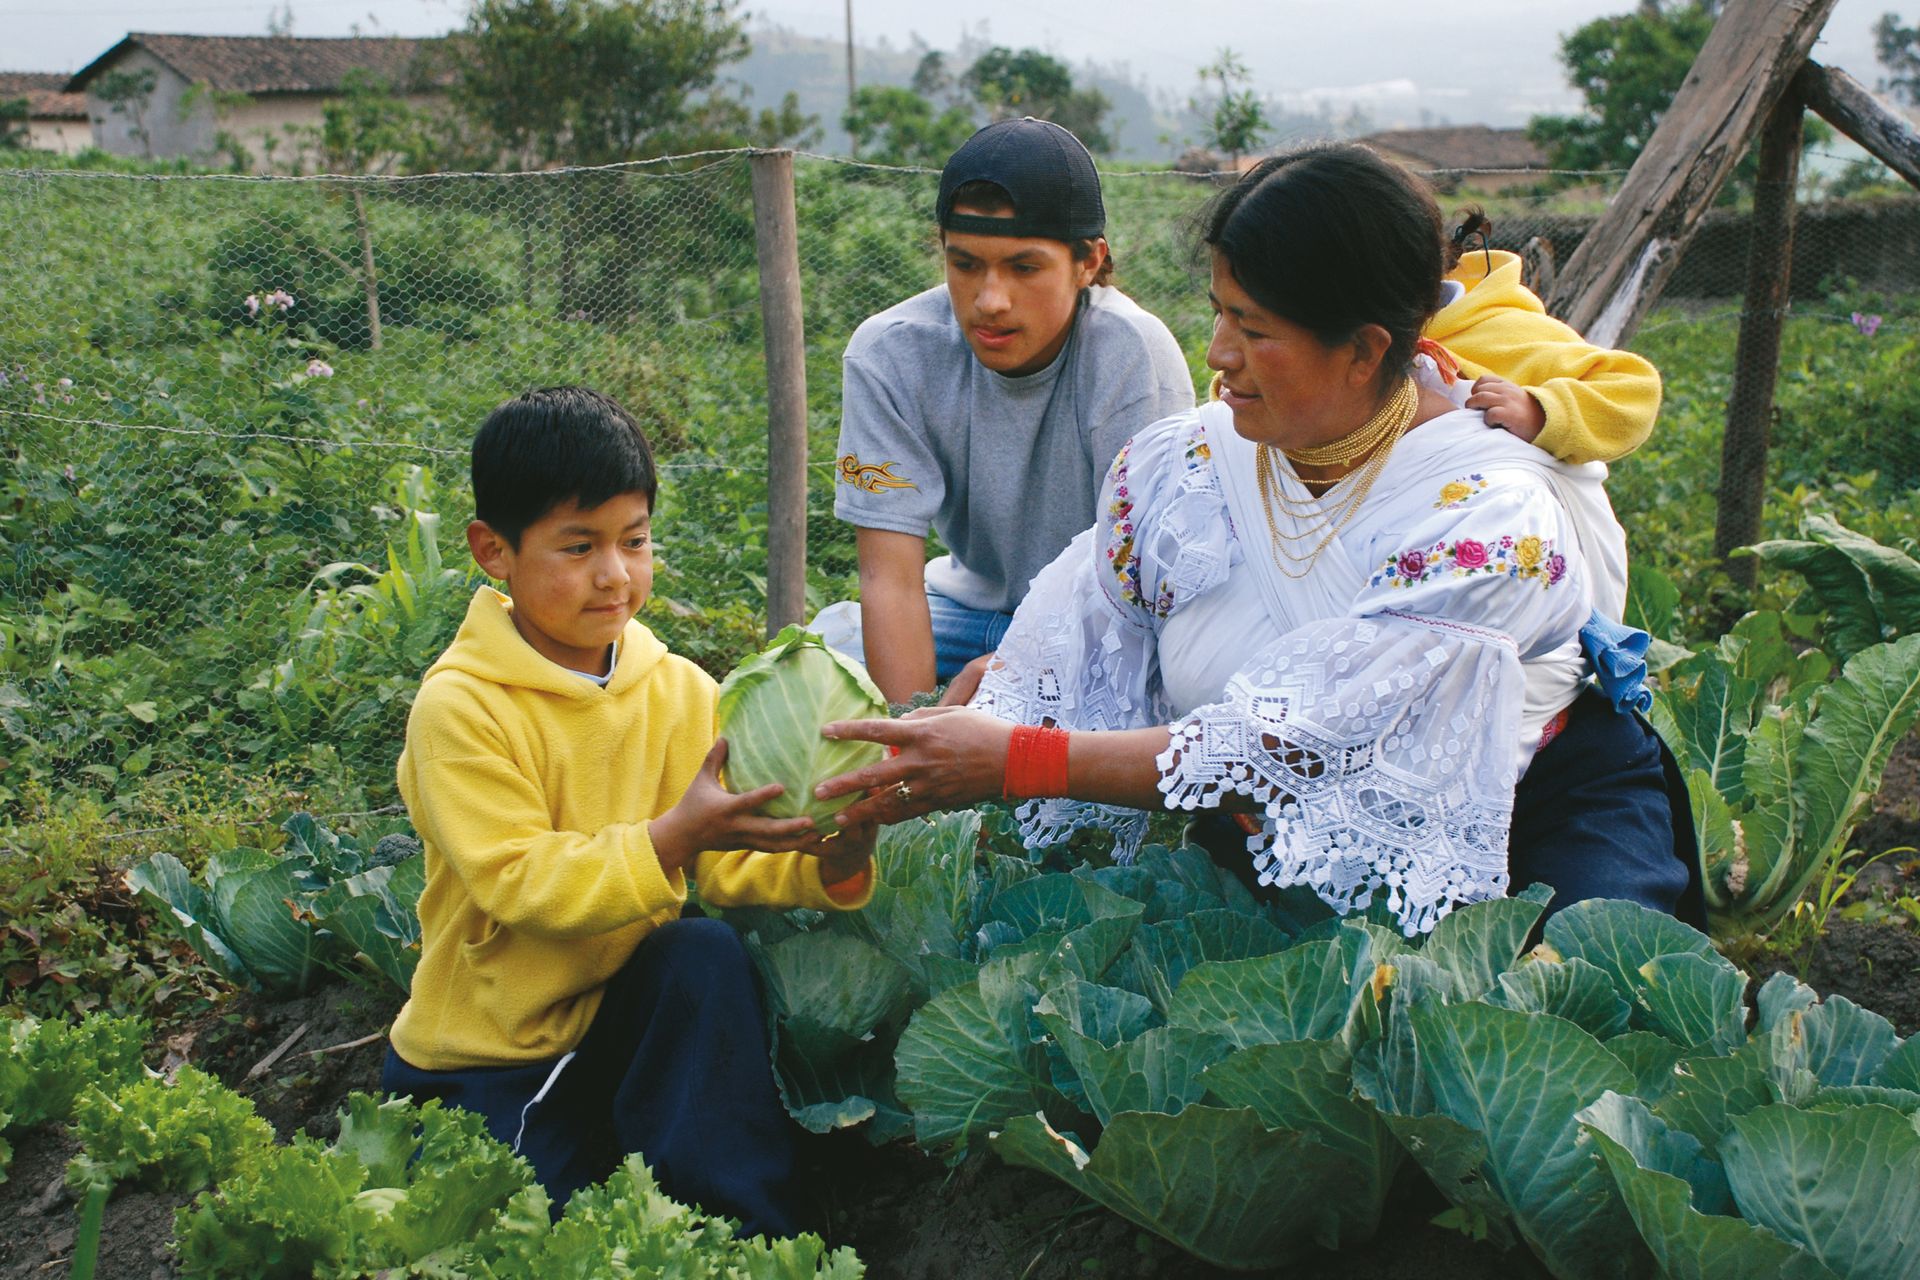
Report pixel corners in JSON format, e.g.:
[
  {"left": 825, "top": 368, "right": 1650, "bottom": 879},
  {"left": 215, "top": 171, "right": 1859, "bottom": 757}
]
[
  {"left": 1281, "top": 376, "right": 1419, "bottom": 469},
  {"left": 1253, "top": 377, "right": 1419, "bottom": 579}
]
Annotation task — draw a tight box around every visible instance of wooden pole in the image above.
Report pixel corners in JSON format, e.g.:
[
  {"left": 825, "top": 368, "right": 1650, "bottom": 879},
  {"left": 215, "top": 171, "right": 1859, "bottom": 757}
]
[
  {"left": 750, "top": 149, "right": 809, "bottom": 638},
  {"left": 1796, "top": 60, "right": 1920, "bottom": 191},
  {"left": 1545, "top": 0, "right": 1839, "bottom": 345},
  {"left": 845, "top": 0, "right": 856, "bottom": 115},
  {"left": 1713, "top": 92, "right": 1804, "bottom": 591}
]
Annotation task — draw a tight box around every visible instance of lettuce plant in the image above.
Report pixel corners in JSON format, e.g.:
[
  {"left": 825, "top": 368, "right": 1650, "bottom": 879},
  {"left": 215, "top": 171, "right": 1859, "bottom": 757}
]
[
  {"left": 174, "top": 1092, "right": 865, "bottom": 1279},
  {"left": 0, "top": 1012, "right": 149, "bottom": 1182},
  {"left": 66, "top": 1064, "right": 272, "bottom": 1196}
]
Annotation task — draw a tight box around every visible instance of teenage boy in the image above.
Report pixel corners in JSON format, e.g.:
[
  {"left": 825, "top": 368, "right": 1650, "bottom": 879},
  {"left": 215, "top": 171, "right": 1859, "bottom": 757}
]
[
  {"left": 813, "top": 117, "right": 1194, "bottom": 702},
  {"left": 381, "top": 386, "right": 875, "bottom": 1236}
]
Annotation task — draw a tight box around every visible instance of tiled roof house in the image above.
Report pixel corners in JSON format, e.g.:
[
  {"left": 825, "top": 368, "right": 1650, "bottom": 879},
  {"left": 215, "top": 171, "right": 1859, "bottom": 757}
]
[
  {"left": 0, "top": 72, "right": 90, "bottom": 153},
  {"left": 1357, "top": 125, "right": 1550, "bottom": 174},
  {"left": 64, "top": 33, "right": 452, "bottom": 167}
]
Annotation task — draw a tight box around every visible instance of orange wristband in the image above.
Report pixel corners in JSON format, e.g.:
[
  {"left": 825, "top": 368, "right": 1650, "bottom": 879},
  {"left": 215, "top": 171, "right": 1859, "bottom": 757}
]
[
  {"left": 1004, "top": 724, "right": 1071, "bottom": 799},
  {"left": 821, "top": 860, "right": 873, "bottom": 904}
]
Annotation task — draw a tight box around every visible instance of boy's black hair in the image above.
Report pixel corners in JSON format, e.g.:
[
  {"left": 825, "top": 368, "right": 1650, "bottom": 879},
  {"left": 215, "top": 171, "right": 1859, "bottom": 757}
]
[{"left": 471, "top": 386, "right": 658, "bottom": 548}]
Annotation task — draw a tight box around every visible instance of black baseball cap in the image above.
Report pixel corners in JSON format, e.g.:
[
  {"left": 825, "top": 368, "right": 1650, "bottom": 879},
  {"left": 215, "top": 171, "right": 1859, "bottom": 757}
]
[{"left": 936, "top": 118, "right": 1106, "bottom": 242}]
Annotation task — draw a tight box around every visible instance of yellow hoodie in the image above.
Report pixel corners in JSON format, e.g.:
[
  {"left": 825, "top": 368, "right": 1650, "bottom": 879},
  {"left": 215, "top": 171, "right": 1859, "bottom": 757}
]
[
  {"left": 1428, "top": 249, "right": 1662, "bottom": 465},
  {"left": 390, "top": 586, "right": 869, "bottom": 1070}
]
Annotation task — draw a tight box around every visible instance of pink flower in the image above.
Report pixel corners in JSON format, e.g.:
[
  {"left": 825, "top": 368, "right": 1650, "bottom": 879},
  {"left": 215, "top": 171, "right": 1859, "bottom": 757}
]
[
  {"left": 244, "top": 294, "right": 261, "bottom": 316},
  {"left": 1852, "top": 311, "right": 1882, "bottom": 337},
  {"left": 267, "top": 289, "right": 295, "bottom": 312},
  {"left": 1397, "top": 550, "right": 1426, "bottom": 579},
  {"left": 304, "top": 358, "right": 333, "bottom": 378},
  {"left": 1452, "top": 539, "right": 1488, "bottom": 570},
  {"left": 1547, "top": 553, "right": 1567, "bottom": 584}
]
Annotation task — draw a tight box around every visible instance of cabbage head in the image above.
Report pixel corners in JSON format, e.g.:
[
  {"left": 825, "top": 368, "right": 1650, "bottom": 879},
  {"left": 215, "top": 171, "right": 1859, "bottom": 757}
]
[{"left": 716, "top": 625, "right": 889, "bottom": 821}]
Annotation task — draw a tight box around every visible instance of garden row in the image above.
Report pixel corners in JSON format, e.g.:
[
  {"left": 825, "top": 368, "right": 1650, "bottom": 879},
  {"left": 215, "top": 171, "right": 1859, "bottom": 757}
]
[
  {"left": 0, "top": 1013, "right": 862, "bottom": 1278},
  {"left": 31, "top": 802, "right": 1918, "bottom": 1278}
]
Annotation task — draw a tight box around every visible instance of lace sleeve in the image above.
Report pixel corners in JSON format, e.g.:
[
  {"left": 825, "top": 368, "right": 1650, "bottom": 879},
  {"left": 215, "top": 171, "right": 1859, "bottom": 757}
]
[
  {"left": 971, "top": 409, "right": 1231, "bottom": 858},
  {"left": 1157, "top": 613, "right": 1523, "bottom": 935}
]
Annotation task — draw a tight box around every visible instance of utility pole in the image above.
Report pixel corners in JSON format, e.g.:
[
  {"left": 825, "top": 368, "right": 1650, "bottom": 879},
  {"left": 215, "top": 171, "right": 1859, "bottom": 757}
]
[{"left": 844, "top": 0, "right": 856, "bottom": 105}]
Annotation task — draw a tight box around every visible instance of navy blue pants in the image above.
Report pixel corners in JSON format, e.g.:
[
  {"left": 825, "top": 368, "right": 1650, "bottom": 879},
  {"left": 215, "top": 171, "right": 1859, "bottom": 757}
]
[
  {"left": 1509, "top": 688, "right": 1705, "bottom": 927},
  {"left": 1191, "top": 688, "right": 1704, "bottom": 928},
  {"left": 381, "top": 917, "right": 801, "bottom": 1236}
]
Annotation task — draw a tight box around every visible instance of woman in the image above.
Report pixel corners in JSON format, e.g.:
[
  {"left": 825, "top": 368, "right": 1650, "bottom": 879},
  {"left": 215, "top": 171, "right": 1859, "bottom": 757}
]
[{"left": 813, "top": 145, "right": 1701, "bottom": 936}]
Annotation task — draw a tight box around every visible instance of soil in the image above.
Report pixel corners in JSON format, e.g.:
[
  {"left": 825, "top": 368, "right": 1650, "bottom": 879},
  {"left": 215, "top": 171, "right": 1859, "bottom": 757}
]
[
  {"left": 1751, "top": 917, "right": 1920, "bottom": 1037},
  {"left": 0, "top": 1124, "right": 185, "bottom": 1280},
  {"left": 187, "top": 982, "right": 402, "bottom": 1143}
]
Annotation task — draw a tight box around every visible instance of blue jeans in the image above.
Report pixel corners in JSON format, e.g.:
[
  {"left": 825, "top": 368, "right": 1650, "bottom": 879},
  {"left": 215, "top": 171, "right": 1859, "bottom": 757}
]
[
  {"left": 380, "top": 918, "right": 801, "bottom": 1235},
  {"left": 810, "top": 586, "right": 1014, "bottom": 683}
]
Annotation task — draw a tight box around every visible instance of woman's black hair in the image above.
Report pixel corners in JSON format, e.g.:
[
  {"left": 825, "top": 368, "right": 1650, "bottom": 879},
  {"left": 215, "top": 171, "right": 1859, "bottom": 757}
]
[
  {"left": 1200, "top": 144, "right": 1446, "bottom": 386},
  {"left": 471, "top": 385, "right": 658, "bottom": 548}
]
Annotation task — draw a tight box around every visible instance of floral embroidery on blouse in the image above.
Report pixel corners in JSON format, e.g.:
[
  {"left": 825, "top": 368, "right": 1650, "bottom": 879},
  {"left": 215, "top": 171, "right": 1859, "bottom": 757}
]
[
  {"left": 1434, "top": 474, "right": 1489, "bottom": 510},
  {"left": 1103, "top": 427, "right": 1210, "bottom": 617},
  {"left": 1371, "top": 533, "right": 1566, "bottom": 590},
  {"left": 1105, "top": 441, "right": 1146, "bottom": 610}
]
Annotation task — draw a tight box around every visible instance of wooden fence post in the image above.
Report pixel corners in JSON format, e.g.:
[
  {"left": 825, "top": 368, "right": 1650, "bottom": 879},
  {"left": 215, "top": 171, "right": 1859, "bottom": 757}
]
[
  {"left": 750, "top": 149, "right": 809, "bottom": 638},
  {"left": 1712, "top": 92, "right": 1804, "bottom": 591}
]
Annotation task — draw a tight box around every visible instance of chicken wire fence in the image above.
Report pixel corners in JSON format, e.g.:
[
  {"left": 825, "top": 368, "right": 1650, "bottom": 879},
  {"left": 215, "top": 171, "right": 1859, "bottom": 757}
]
[{"left": 0, "top": 150, "right": 1916, "bottom": 813}]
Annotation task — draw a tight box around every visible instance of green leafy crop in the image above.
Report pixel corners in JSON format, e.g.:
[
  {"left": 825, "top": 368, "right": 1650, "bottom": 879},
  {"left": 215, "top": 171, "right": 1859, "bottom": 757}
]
[
  {"left": 715, "top": 625, "right": 888, "bottom": 822},
  {"left": 127, "top": 811, "right": 423, "bottom": 996},
  {"left": 66, "top": 1064, "right": 272, "bottom": 1196}
]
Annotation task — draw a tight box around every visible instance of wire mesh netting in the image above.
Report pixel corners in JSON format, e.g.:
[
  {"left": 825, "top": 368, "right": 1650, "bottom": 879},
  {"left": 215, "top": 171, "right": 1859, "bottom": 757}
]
[{"left": 2, "top": 151, "right": 1917, "bottom": 817}]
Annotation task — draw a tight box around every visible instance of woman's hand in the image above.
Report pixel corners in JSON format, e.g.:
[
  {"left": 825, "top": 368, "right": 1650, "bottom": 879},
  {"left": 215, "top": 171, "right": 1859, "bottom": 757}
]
[{"left": 813, "top": 707, "right": 1014, "bottom": 827}]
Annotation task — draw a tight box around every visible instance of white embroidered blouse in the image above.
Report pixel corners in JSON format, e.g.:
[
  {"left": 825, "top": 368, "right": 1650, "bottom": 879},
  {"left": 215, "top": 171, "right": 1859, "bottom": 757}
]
[{"left": 971, "top": 380, "right": 1629, "bottom": 936}]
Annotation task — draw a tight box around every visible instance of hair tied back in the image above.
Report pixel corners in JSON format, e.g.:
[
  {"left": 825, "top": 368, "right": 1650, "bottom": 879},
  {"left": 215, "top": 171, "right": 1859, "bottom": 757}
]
[{"left": 1450, "top": 205, "right": 1494, "bottom": 274}]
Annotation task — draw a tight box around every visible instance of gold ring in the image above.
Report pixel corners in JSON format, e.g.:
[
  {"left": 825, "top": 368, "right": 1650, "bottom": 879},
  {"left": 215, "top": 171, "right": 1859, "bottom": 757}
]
[{"left": 895, "top": 781, "right": 914, "bottom": 802}]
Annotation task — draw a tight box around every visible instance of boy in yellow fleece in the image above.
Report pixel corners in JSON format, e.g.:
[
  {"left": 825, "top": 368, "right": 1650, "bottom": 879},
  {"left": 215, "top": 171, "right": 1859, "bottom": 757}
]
[{"left": 382, "top": 385, "right": 873, "bottom": 1236}]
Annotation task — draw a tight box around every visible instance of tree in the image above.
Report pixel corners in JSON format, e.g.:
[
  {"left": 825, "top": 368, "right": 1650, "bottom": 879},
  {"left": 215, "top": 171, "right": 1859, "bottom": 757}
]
[
  {"left": 1875, "top": 11, "right": 1920, "bottom": 105},
  {"left": 1192, "top": 49, "right": 1269, "bottom": 165},
  {"left": 961, "top": 47, "right": 1112, "bottom": 153},
  {"left": 1526, "top": 1, "right": 1720, "bottom": 171},
  {"left": 448, "top": 0, "right": 812, "bottom": 167},
  {"left": 842, "top": 85, "right": 975, "bottom": 166},
  {"left": 1528, "top": 1, "right": 1829, "bottom": 193},
  {"left": 0, "top": 98, "right": 27, "bottom": 151},
  {"left": 96, "top": 67, "right": 158, "bottom": 159}
]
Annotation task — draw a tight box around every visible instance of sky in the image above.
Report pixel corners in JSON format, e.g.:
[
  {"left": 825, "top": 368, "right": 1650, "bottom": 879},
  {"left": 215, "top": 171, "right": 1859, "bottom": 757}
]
[{"left": 2, "top": 0, "right": 1908, "bottom": 132}]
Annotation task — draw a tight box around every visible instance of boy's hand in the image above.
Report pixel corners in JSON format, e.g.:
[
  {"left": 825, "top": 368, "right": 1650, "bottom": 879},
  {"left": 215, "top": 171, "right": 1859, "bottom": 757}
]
[
  {"left": 806, "top": 818, "right": 878, "bottom": 901},
  {"left": 1466, "top": 375, "right": 1546, "bottom": 443},
  {"left": 939, "top": 653, "right": 994, "bottom": 707},
  {"left": 649, "top": 739, "right": 817, "bottom": 875}
]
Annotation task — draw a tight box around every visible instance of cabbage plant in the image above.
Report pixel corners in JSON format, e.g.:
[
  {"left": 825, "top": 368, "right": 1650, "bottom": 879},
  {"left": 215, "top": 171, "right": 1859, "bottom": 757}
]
[{"left": 716, "top": 625, "right": 888, "bottom": 821}]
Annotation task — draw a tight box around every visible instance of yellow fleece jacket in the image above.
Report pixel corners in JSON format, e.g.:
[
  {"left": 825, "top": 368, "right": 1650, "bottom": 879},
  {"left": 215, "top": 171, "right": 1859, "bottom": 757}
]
[
  {"left": 1429, "top": 250, "right": 1662, "bottom": 465},
  {"left": 390, "top": 586, "right": 870, "bottom": 1070}
]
